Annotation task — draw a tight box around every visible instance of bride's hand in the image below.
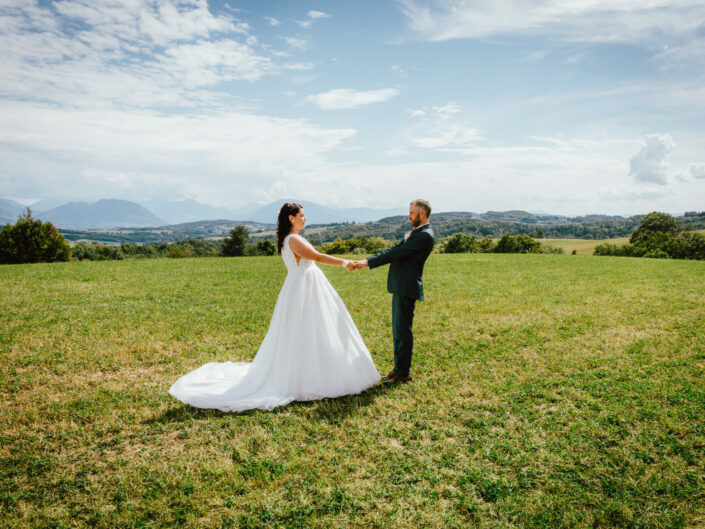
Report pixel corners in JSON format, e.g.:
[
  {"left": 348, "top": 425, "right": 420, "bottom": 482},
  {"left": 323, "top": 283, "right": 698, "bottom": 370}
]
[{"left": 343, "top": 260, "right": 355, "bottom": 271}]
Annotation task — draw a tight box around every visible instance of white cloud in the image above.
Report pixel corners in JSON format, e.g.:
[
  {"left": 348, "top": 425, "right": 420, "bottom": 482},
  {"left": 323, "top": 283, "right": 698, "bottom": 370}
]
[
  {"left": 308, "top": 10, "right": 331, "bottom": 20},
  {"left": 599, "top": 186, "right": 674, "bottom": 201},
  {"left": 0, "top": 1, "right": 284, "bottom": 109},
  {"left": 629, "top": 133, "right": 675, "bottom": 185},
  {"left": 162, "top": 40, "right": 276, "bottom": 86},
  {"left": 400, "top": 102, "right": 482, "bottom": 151},
  {"left": 263, "top": 16, "right": 280, "bottom": 26},
  {"left": 526, "top": 50, "right": 547, "bottom": 62},
  {"left": 53, "top": 0, "right": 240, "bottom": 46},
  {"left": 297, "top": 9, "right": 331, "bottom": 29},
  {"left": 283, "top": 36, "right": 308, "bottom": 49},
  {"left": 396, "top": 0, "right": 705, "bottom": 51},
  {"left": 0, "top": 101, "right": 357, "bottom": 205},
  {"left": 690, "top": 163, "right": 705, "bottom": 179},
  {"left": 433, "top": 102, "right": 461, "bottom": 116},
  {"left": 306, "top": 88, "right": 400, "bottom": 109}
]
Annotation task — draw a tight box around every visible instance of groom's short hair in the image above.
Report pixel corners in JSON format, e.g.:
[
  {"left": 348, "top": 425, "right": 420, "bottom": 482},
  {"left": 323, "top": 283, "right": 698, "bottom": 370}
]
[{"left": 411, "top": 199, "right": 431, "bottom": 217}]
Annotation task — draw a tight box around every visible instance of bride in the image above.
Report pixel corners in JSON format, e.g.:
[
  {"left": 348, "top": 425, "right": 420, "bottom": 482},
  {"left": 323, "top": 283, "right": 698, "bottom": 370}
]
[{"left": 169, "top": 202, "right": 381, "bottom": 412}]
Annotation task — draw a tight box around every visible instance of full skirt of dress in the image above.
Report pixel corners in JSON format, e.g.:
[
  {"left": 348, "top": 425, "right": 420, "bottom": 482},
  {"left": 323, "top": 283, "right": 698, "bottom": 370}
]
[{"left": 169, "top": 264, "right": 381, "bottom": 412}]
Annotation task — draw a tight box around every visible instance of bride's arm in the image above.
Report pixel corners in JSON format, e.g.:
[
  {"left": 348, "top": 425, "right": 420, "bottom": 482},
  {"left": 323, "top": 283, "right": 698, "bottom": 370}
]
[{"left": 288, "top": 235, "right": 352, "bottom": 268}]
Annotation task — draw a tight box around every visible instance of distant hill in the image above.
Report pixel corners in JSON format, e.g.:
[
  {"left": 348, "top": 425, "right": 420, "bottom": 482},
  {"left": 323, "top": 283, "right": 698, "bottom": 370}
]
[
  {"left": 0, "top": 199, "right": 27, "bottom": 224},
  {"left": 58, "top": 219, "right": 273, "bottom": 245},
  {"left": 246, "top": 199, "right": 407, "bottom": 224},
  {"left": 14, "top": 197, "right": 407, "bottom": 226},
  {"left": 36, "top": 199, "right": 167, "bottom": 229},
  {"left": 138, "top": 199, "right": 259, "bottom": 225},
  {"left": 292, "top": 211, "right": 648, "bottom": 244}
]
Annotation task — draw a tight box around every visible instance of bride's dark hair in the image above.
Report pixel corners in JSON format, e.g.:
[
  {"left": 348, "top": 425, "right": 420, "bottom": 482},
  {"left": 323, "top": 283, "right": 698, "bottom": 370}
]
[{"left": 276, "top": 202, "right": 303, "bottom": 252}]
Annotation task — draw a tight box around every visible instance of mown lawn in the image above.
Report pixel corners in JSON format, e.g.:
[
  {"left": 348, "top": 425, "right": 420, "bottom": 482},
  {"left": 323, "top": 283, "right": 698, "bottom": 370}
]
[{"left": 1, "top": 254, "right": 704, "bottom": 528}]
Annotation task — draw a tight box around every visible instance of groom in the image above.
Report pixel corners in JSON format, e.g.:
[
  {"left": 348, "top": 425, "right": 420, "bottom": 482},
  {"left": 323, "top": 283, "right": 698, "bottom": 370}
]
[{"left": 354, "top": 199, "right": 435, "bottom": 383}]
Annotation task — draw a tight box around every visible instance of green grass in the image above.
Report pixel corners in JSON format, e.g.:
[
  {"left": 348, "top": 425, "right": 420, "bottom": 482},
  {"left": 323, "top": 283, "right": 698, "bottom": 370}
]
[
  {"left": 1, "top": 254, "right": 704, "bottom": 528},
  {"left": 538, "top": 237, "right": 630, "bottom": 255}
]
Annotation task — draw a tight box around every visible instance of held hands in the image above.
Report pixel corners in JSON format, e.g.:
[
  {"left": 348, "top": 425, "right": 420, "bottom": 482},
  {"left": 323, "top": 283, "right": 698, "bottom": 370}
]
[
  {"left": 342, "top": 259, "right": 368, "bottom": 271},
  {"left": 343, "top": 259, "right": 367, "bottom": 271}
]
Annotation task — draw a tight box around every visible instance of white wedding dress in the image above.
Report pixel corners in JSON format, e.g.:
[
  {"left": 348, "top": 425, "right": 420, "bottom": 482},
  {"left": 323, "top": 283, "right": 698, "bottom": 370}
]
[{"left": 169, "top": 234, "right": 381, "bottom": 412}]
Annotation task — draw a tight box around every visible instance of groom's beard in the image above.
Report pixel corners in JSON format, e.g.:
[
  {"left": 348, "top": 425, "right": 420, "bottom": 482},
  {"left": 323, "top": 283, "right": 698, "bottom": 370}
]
[{"left": 410, "top": 213, "right": 421, "bottom": 228}]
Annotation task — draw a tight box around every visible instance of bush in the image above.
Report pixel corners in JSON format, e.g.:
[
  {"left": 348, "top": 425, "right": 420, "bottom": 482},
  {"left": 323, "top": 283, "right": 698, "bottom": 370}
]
[
  {"left": 541, "top": 245, "right": 564, "bottom": 255},
  {"left": 0, "top": 209, "right": 71, "bottom": 264},
  {"left": 494, "top": 234, "right": 541, "bottom": 254},
  {"left": 255, "top": 239, "right": 276, "bottom": 256},
  {"left": 166, "top": 243, "right": 194, "bottom": 258},
  {"left": 245, "top": 239, "right": 277, "bottom": 256},
  {"left": 319, "top": 236, "right": 392, "bottom": 255},
  {"left": 478, "top": 238, "right": 495, "bottom": 253},
  {"left": 440, "top": 233, "right": 479, "bottom": 253},
  {"left": 223, "top": 226, "right": 249, "bottom": 257},
  {"left": 71, "top": 243, "right": 124, "bottom": 261}
]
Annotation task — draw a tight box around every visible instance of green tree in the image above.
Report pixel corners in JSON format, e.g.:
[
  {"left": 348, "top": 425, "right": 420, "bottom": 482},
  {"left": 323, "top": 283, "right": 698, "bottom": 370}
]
[
  {"left": 630, "top": 212, "right": 679, "bottom": 246},
  {"left": 0, "top": 208, "right": 71, "bottom": 264},
  {"left": 222, "top": 225, "right": 249, "bottom": 256}
]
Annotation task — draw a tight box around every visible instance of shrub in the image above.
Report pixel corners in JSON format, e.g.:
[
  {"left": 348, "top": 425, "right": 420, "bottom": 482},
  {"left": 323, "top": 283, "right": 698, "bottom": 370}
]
[
  {"left": 0, "top": 209, "right": 71, "bottom": 264},
  {"left": 541, "top": 245, "right": 564, "bottom": 255},
  {"left": 255, "top": 239, "right": 276, "bottom": 256},
  {"left": 478, "top": 238, "right": 495, "bottom": 253},
  {"left": 319, "top": 236, "right": 392, "bottom": 255},
  {"left": 494, "top": 234, "right": 541, "bottom": 254},
  {"left": 440, "top": 233, "right": 479, "bottom": 253},
  {"left": 167, "top": 243, "right": 194, "bottom": 258}
]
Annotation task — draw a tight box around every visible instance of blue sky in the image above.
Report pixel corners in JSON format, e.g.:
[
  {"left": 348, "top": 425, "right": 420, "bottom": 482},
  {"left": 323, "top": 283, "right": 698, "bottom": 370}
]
[{"left": 1, "top": 0, "right": 704, "bottom": 215}]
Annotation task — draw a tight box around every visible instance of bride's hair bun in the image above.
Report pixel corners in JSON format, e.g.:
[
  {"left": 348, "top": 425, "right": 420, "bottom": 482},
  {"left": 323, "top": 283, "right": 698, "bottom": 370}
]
[{"left": 276, "top": 202, "right": 303, "bottom": 252}]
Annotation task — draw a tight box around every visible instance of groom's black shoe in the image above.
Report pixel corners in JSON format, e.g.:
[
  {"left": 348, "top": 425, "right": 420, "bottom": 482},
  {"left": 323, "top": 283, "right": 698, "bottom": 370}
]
[
  {"left": 386, "top": 369, "right": 397, "bottom": 380},
  {"left": 389, "top": 373, "right": 412, "bottom": 383}
]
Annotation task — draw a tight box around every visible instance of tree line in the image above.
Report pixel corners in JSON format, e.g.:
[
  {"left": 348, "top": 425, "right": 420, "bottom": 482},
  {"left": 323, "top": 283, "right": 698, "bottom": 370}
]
[
  {"left": 0, "top": 210, "right": 275, "bottom": 264},
  {"left": 3, "top": 209, "right": 704, "bottom": 265},
  {"left": 593, "top": 212, "right": 705, "bottom": 260}
]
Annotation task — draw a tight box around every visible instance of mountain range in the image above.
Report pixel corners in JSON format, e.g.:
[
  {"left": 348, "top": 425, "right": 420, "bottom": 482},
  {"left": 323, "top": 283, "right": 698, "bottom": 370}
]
[{"left": 0, "top": 197, "right": 409, "bottom": 229}]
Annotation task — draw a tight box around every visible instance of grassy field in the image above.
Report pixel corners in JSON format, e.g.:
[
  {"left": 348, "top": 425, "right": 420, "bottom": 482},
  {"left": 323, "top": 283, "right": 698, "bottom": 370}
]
[
  {"left": 1, "top": 254, "right": 704, "bottom": 528},
  {"left": 538, "top": 237, "right": 629, "bottom": 255},
  {"left": 542, "top": 229, "right": 705, "bottom": 255}
]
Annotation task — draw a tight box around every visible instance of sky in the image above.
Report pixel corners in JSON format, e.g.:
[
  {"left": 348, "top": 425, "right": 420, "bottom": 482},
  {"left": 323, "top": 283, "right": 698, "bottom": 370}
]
[{"left": 1, "top": 0, "right": 704, "bottom": 216}]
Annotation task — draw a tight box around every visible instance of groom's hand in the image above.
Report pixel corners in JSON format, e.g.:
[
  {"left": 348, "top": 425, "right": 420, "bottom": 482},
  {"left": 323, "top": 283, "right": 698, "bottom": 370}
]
[{"left": 353, "top": 259, "right": 368, "bottom": 270}]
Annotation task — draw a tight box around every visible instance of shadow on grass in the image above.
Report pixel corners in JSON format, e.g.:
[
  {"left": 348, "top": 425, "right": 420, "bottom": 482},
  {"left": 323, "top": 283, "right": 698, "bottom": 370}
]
[
  {"left": 146, "top": 379, "right": 399, "bottom": 425},
  {"left": 285, "top": 380, "right": 398, "bottom": 424}
]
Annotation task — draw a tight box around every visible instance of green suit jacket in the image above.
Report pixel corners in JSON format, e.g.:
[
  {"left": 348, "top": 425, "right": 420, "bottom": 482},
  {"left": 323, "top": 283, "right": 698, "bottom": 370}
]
[{"left": 367, "top": 224, "right": 434, "bottom": 301}]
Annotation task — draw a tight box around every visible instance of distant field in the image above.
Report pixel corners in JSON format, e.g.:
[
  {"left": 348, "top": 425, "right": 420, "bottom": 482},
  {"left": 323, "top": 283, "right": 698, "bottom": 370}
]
[
  {"left": 539, "top": 237, "right": 630, "bottom": 255},
  {"left": 541, "top": 229, "right": 705, "bottom": 255},
  {"left": 1, "top": 255, "right": 704, "bottom": 528}
]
